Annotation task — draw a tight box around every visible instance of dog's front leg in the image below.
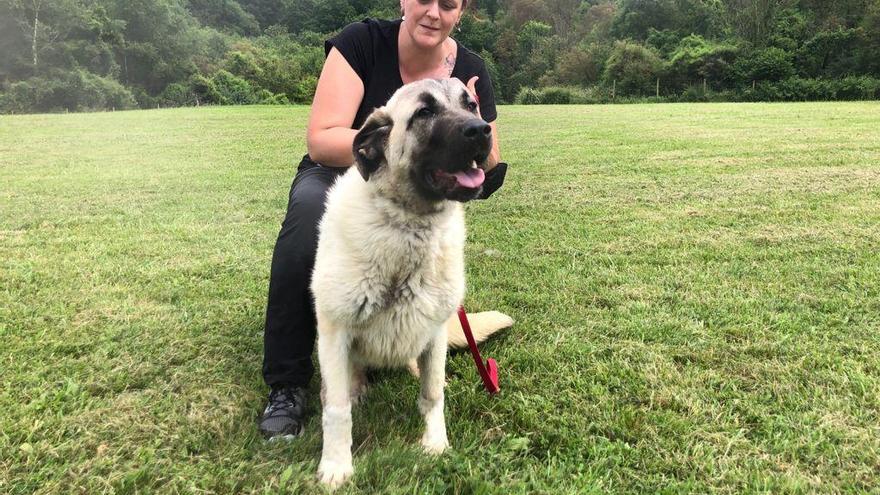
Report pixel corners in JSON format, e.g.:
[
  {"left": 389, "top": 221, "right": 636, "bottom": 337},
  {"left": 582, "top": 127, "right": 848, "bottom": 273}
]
[
  {"left": 317, "top": 318, "right": 354, "bottom": 488},
  {"left": 417, "top": 327, "right": 450, "bottom": 454}
]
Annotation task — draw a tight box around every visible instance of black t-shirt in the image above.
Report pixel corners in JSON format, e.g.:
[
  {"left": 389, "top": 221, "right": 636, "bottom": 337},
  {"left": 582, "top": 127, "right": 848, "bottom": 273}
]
[{"left": 324, "top": 18, "right": 498, "bottom": 129}]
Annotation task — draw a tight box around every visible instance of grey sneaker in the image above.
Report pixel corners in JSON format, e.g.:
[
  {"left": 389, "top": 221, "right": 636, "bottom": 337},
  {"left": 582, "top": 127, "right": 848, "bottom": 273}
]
[{"left": 259, "top": 386, "right": 307, "bottom": 440}]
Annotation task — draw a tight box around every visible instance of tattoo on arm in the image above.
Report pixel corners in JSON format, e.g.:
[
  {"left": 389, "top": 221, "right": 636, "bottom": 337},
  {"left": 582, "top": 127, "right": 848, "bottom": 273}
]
[{"left": 444, "top": 54, "right": 456, "bottom": 77}]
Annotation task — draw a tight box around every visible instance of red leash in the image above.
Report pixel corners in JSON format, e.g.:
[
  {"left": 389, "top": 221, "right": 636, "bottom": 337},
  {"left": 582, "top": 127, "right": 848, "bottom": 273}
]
[{"left": 457, "top": 306, "right": 500, "bottom": 395}]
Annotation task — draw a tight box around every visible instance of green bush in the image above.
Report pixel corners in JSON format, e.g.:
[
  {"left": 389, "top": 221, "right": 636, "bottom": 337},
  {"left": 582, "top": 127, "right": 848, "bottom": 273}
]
[
  {"left": 514, "top": 86, "right": 601, "bottom": 104},
  {"left": 0, "top": 69, "right": 136, "bottom": 113},
  {"left": 211, "top": 70, "right": 258, "bottom": 104},
  {"left": 293, "top": 75, "right": 318, "bottom": 104},
  {"left": 159, "top": 82, "right": 196, "bottom": 107},
  {"left": 513, "top": 77, "right": 880, "bottom": 105},
  {"left": 131, "top": 87, "right": 158, "bottom": 109},
  {"left": 0, "top": 79, "right": 56, "bottom": 114},
  {"left": 554, "top": 43, "right": 609, "bottom": 87},
  {"left": 602, "top": 40, "right": 663, "bottom": 96},
  {"left": 256, "top": 88, "right": 289, "bottom": 104},
  {"left": 224, "top": 51, "right": 263, "bottom": 82},
  {"left": 736, "top": 47, "right": 795, "bottom": 82},
  {"left": 667, "top": 34, "right": 739, "bottom": 91},
  {"left": 777, "top": 78, "right": 832, "bottom": 100},
  {"left": 539, "top": 87, "right": 573, "bottom": 104},
  {"left": 738, "top": 76, "right": 880, "bottom": 101},
  {"left": 83, "top": 72, "right": 138, "bottom": 110},
  {"left": 217, "top": 32, "right": 323, "bottom": 104},
  {"left": 190, "top": 75, "right": 222, "bottom": 105},
  {"left": 515, "top": 87, "right": 541, "bottom": 104},
  {"left": 679, "top": 84, "right": 710, "bottom": 102},
  {"left": 836, "top": 76, "right": 880, "bottom": 100}
]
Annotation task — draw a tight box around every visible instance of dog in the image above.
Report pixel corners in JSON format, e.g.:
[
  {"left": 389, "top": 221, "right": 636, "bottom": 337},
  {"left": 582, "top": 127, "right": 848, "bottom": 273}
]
[{"left": 310, "top": 78, "right": 512, "bottom": 488}]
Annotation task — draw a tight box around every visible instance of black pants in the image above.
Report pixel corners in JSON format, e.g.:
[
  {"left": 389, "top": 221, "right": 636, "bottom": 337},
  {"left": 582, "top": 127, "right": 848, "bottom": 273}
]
[{"left": 262, "top": 156, "right": 346, "bottom": 389}]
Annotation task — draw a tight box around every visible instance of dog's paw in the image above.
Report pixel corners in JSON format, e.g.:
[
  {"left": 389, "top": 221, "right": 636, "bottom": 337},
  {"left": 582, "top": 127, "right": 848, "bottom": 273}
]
[
  {"left": 349, "top": 383, "right": 367, "bottom": 406},
  {"left": 407, "top": 359, "right": 420, "bottom": 378},
  {"left": 349, "top": 373, "right": 368, "bottom": 405},
  {"left": 317, "top": 459, "right": 353, "bottom": 489},
  {"left": 420, "top": 433, "right": 450, "bottom": 455}
]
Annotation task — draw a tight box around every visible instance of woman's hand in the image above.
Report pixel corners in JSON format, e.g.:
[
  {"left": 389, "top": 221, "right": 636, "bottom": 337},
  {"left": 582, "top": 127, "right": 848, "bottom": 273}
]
[
  {"left": 466, "top": 76, "right": 500, "bottom": 170},
  {"left": 466, "top": 76, "right": 483, "bottom": 119}
]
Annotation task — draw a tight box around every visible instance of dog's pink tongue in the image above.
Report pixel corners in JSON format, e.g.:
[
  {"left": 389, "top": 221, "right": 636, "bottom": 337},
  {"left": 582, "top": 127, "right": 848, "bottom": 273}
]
[{"left": 452, "top": 167, "right": 485, "bottom": 189}]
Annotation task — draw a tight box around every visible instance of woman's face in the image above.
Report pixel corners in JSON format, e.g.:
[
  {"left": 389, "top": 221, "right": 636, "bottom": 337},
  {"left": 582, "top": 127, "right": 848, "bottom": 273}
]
[{"left": 401, "top": 0, "right": 463, "bottom": 48}]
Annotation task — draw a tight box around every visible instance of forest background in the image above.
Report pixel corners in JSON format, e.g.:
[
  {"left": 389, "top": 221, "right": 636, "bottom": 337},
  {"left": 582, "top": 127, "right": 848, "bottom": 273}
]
[{"left": 2, "top": 0, "right": 879, "bottom": 113}]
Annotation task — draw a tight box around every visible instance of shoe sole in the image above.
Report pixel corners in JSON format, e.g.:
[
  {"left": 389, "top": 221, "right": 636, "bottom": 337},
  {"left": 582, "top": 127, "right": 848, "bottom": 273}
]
[{"left": 266, "top": 430, "right": 302, "bottom": 442}]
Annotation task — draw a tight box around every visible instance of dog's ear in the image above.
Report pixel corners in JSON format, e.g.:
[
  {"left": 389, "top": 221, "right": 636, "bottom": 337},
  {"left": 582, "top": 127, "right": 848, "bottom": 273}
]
[{"left": 353, "top": 110, "right": 392, "bottom": 181}]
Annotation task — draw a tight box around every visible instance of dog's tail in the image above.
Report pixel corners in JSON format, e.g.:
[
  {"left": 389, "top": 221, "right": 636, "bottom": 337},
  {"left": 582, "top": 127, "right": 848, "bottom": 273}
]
[
  {"left": 445, "top": 311, "right": 514, "bottom": 349},
  {"left": 408, "top": 311, "right": 514, "bottom": 377}
]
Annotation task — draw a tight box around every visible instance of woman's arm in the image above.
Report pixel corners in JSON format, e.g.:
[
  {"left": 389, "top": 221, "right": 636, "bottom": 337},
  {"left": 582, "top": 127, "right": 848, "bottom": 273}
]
[
  {"left": 486, "top": 121, "right": 500, "bottom": 171},
  {"left": 306, "top": 47, "right": 365, "bottom": 167}
]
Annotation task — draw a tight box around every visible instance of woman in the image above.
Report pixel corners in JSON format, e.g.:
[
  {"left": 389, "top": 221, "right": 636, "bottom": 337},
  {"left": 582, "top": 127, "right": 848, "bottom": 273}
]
[{"left": 259, "top": 0, "right": 507, "bottom": 440}]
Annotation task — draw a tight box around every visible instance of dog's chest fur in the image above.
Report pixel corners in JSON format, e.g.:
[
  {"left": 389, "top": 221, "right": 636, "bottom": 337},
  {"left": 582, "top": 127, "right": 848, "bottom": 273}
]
[{"left": 312, "top": 170, "right": 466, "bottom": 366}]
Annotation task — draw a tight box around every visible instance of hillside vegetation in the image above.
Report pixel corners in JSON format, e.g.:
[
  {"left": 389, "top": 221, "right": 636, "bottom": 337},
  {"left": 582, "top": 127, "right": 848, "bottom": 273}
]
[{"left": 2, "top": 0, "right": 880, "bottom": 113}]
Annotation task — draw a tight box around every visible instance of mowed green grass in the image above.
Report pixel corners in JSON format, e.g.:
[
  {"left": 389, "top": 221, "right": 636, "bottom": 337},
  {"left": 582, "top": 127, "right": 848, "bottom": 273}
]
[{"left": 2, "top": 101, "right": 879, "bottom": 494}]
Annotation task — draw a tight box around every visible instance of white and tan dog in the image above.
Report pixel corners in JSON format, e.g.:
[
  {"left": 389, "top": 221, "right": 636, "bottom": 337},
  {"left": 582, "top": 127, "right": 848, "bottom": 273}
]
[{"left": 310, "top": 79, "right": 512, "bottom": 488}]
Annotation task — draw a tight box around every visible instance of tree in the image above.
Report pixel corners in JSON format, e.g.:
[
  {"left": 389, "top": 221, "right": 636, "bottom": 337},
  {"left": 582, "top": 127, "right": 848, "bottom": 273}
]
[
  {"left": 3, "top": 0, "right": 880, "bottom": 112},
  {"left": 2, "top": 0, "right": 82, "bottom": 72},
  {"left": 767, "top": 7, "right": 809, "bottom": 51},
  {"left": 239, "top": 0, "right": 286, "bottom": 29},
  {"left": 281, "top": 0, "right": 357, "bottom": 34},
  {"left": 735, "top": 46, "right": 795, "bottom": 82},
  {"left": 798, "top": 28, "right": 865, "bottom": 77},
  {"left": 861, "top": 0, "right": 880, "bottom": 74},
  {"left": 611, "top": 0, "right": 678, "bottom": 40},
  {"left": 575, "top": 2, "right": 616, "bottom": 42},
  {"left": 676, "top": 0, "right": 728, "bottom": 38},
  {"left": 186, "top": 0, "right": 260, "bottom": 35},
  {"left": 724, "top": 0, "right": 790, "bottom": 46},
  {"left": 553, "top": 42, "right": 609, "bottom": 86},
  {"left": 106, "top": 0, "right": 209, "bottom": 95},
  {"left": 668, "top": 34, "right": 739, "bottom": 89},
  {"left": 544, "top": 0, "right": 581, "bottom": 36},
  {"left": 799, "top": 0, "right": 874, "bottom": 29},
  {"left": 602, "top": 40, "right": 663, "bottom": 95},
  {"left": 506, "top": 0, "right": 551, "bottom": 29},
  {"left": 457, "top": 11, "right": 498, "bottom": 54}
]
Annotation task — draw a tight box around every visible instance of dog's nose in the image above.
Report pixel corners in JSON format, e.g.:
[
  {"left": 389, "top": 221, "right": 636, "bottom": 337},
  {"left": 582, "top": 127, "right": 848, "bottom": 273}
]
[{"left": 462, "top": 120, "right": 491, "bottom": 140}]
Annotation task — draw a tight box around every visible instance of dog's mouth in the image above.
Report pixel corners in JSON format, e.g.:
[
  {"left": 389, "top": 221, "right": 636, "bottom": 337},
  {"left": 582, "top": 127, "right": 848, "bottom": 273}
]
[
  {"left": 423, "top": 149, "right": 490, "bottom": 201},
  {"left": 430, "top": 161, "right": 486, "bottom": 190}
]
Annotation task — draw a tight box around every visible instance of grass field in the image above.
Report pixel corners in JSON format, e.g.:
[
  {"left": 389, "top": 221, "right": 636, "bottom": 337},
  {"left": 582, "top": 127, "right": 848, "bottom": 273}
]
[{"left": 2, "top": 101, "right": 879, "bottom": 494}]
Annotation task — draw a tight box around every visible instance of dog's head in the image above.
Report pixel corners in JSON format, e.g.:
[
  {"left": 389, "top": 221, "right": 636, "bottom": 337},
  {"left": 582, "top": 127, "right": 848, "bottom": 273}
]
[{"left": 352, "top": 79, "right": 492, "bottom": 204}]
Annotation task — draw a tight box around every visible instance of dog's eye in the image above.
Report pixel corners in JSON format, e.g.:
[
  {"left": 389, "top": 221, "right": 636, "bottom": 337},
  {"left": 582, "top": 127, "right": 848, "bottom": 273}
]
[
  {"left": 416, "top": 107, "right": 434, "bottom": 118},
  {"left": 466, "top": 101, "right": 478, "bottom": 112}
]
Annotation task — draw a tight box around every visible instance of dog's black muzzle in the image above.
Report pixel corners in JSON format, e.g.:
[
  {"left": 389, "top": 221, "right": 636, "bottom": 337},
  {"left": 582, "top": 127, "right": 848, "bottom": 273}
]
[
  {"left": 415, "top": 115, "right": 493, "bottom": 202},
  {"left": 462, "top": 119, "right": 492, "bottom": 148}
]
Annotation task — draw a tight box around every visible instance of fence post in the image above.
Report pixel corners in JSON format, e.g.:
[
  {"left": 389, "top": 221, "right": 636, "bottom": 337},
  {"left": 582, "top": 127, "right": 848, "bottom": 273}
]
[
  {"left": 612, "top": 80, "right": 616, "bottom": 101},
  {"left": 656, "top": 78, "right": 660, "bottom": 98},
  {"left": 703, "top": 78, "right": 707, "bottom": 93}
]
